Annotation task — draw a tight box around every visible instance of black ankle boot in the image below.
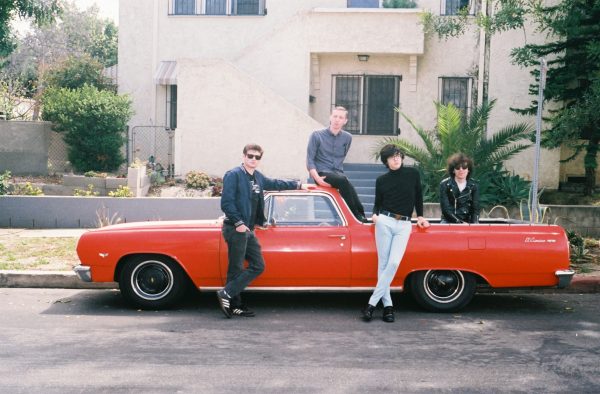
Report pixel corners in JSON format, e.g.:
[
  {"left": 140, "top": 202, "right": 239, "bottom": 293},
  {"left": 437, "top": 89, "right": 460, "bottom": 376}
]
[{"left": 361, "top": 304, "right": 376, "bottom": 322}]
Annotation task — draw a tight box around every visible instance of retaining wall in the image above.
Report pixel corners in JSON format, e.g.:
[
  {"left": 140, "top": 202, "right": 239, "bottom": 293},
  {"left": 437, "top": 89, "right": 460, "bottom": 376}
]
[
  {"left": 0, "top": 121, "right": 51, "bottom": 175},
  {"left": 0, "top": 196, "right": 598, "bottom": 236},
  {"left": 0, "top": 196, "right": 221, "bottom": 228}
]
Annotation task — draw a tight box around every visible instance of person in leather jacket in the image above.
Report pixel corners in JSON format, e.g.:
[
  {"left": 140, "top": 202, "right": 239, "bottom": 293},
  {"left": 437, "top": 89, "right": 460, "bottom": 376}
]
[{"left": 439, "top": 153, "right": 480, "bottom": 223}]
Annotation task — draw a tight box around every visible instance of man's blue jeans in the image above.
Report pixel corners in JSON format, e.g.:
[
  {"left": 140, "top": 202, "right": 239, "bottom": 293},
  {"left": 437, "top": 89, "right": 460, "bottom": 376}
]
[
  {"left": 222, "top": 224, "right": 265, "bottom": 305},
  {"left": 368, "top": 215, "right": 412, "bottom": 307}
]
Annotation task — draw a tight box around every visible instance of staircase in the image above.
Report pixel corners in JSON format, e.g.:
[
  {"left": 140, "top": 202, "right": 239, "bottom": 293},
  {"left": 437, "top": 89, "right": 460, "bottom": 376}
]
[{"left": 343, "top": 163, "right": 387, "bottom": 215}]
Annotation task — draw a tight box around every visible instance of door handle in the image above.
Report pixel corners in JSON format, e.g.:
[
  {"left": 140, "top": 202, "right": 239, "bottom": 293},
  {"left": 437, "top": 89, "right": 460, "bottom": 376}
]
[{"left": 328, "top": 235, "right": 346, "bottom": 240}]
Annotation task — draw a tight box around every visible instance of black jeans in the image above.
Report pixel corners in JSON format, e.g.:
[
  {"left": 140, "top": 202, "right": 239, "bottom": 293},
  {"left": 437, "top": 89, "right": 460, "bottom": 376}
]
[
  {"left": 222, "top": 224, "right": 265, "bottom": 306},
  {"left": 319, "top": 172, "right": 365, "bottom": 219}
]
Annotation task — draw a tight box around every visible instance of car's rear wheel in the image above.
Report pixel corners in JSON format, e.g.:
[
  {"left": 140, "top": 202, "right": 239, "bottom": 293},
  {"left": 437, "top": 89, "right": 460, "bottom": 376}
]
[
  {"left": 119, "top": 255, "right": 187, "bottom": 309},
  {"left": 409, "top": 270, "right": 476, "bottom": 312}
]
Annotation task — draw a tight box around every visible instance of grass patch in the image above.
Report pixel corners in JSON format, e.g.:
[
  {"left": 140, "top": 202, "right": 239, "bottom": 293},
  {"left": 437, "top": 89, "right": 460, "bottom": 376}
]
[{"left": 0, "top": 237, "right": 79, "bottom": 271}]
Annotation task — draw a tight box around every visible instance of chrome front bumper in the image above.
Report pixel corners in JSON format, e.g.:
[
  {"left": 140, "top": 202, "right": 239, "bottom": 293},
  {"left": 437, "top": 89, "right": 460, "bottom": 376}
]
[
  {"left": 555, "top": 269, "right": 575, "bottom": 288},
  {"left": 73, "top": 265, "right": 92, "bottom": 282}
]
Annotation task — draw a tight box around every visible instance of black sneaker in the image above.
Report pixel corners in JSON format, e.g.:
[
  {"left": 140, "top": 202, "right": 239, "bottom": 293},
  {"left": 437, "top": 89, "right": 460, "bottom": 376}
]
[
  {"left": 216, "top": 289, "right": 232, "bottom": 318},
  {"left": 361, "top": 304, "right": 376, "bottom": 322},
  {"left": 232, "top": 305, "right": 255, "bottom": 317}
]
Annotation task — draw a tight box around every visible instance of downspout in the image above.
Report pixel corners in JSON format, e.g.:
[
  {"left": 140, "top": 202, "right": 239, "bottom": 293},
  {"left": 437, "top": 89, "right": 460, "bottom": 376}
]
[{"left": 477, "top": 0, "right": 490, "bottom": 108}]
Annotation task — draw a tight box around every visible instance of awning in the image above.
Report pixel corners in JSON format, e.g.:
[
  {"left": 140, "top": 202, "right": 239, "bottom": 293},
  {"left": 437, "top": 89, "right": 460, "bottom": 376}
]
[{"left": 154, "top": 61, "right": 178, "bottom": 85}]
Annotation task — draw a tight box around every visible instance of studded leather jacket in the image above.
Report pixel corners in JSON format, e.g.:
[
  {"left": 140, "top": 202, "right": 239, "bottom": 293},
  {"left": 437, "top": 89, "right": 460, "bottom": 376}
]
[{"left": 439, "top": 177, "right": 480, "bottom": 223}]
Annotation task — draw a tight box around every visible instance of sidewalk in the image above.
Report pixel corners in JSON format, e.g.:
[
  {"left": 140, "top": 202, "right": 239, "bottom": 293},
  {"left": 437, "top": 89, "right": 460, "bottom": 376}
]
[{"left": 0, "top": 229, "right": 599, "bottom": 292}]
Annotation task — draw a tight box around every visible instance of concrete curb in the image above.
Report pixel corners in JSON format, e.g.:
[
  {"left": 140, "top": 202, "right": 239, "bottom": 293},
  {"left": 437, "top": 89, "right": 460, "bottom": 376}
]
[
  {"left": 0, "top": 270, "right": 598, "bottom": 293},
  {"left": 0, "top": 270, "right": 117, "bottom": 289}
]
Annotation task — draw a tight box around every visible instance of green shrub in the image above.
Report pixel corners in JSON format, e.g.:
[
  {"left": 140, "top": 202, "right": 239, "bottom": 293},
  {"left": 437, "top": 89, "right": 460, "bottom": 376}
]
[
  {"left": 477, "top": 165, "right": 531, "bottom": 208},
  {"left": 108, "top": 185, "right": 133, "bottom": 197},
  {"left": 383, "top": 0, "right": 417, "bottom": 8},
  {"left": 210, "top": 176, "right": 223, "bottom": 197},
  {"left": 186, "top": 170, "right": 211, "bottom": 190},
  {"left": 0, "top": 171, "right": 11, "bottom": 195},
  {"left": 84, "top": 171, "right": 108, "bottom": 178},
  {"left": 74, "top": 184, "right": 100, "bottom": 197},
  {"left": 12, "top": 182, "right": 44, "bottom": 196},
  {"left": 42, "top": 84, "right": 133, "bottom": 172}
]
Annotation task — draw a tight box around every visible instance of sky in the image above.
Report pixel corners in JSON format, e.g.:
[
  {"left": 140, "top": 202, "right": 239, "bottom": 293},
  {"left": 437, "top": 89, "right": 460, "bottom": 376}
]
[
  {"left": 12, "top": 0, "right": 119, "bottom": 33},
  {"left": 73, "top": 0, "right": 119, "bottom": 24}
]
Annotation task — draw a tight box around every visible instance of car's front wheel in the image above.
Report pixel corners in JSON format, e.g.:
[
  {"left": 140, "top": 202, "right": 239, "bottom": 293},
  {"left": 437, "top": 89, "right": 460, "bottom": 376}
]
[
  {"left": 409, "top": 270, "right": 476, "bottom": 312},
  {"left": 119, "top": 255, "right": 188, "bottom": 309}
]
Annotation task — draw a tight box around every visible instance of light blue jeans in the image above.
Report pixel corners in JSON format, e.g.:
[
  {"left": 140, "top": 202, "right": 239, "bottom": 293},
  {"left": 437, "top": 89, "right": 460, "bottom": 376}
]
[{"left": 368, "top": 214, "right": 412, "bottom": 307}]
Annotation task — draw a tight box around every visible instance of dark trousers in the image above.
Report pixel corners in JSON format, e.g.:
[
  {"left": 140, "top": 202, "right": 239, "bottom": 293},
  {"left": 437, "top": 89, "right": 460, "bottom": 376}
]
[
  {"left": 319, "top": 172, "right": 365, "bottom": 219},
  {"left": 222, "top": 224, "right": 265, "bottom": 306}
]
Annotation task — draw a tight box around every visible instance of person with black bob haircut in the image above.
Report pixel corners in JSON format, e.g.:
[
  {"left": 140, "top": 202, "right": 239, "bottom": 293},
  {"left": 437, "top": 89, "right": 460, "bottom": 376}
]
[
  {"left": 439, "top": 153, "right": 480, "bottom": 224},
  {"left": 361, "top": 144, "right": 429, "bottom": 323}
]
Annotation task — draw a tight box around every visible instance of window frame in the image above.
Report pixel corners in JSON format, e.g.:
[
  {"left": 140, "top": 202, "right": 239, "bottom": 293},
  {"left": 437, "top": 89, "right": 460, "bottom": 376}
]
[
  {"left": 438, "top": 76, "right": 473, "bottom": 115},
  {"left": 264, "top": 192, "right": 346, "bottom": 227},
  {"left": 169, "top": 0, "right": 267, "bottom": 16},
  {"left": 440, "top": 0, "right": 473, "bottom": 16},
  {"left": 331, "top": 74, "right": 401, "bottom": 136}
]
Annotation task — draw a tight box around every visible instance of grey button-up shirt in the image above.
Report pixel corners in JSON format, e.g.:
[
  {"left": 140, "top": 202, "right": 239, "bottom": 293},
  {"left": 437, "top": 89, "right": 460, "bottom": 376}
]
[{"left": 306, "top": 127, "right": 352, "bottom": 174}]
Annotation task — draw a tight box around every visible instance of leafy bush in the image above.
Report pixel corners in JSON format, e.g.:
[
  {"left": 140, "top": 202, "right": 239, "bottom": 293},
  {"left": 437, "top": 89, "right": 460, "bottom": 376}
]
[
  {"left": 211, "top": 176, "right": 223, "bottom": 197},
  {"left": 84, "top": 171, "right": 108, "bottom": 178},
  {"left": 74, "top": 184, "right": 100, "bottom": 197},
  {"left": 383, "top": 0, "right": 417, "bottom": 8},
  {"left": 477, "top": 165, "right": 531, "bottom": 208},
  {"left": 42, "top": 84, "right": 133, "bottom": 172},
  {"left": 108, "top": 185, "right": 133, "bottom": 197},
  {"left": 11, "top": 182, "right": 44, "bottom": 196},
  {"left": 0, "top": 171, "right": 11, "bottom": 195},
  {"left": 186, "top": 170, "right": 211, "bottom": 190},
  {"left": 375, "top": 101, "right": 532, "bottom": 208},
  {"left": 44, "top": 54, "right": 115, "bottom": 92}
]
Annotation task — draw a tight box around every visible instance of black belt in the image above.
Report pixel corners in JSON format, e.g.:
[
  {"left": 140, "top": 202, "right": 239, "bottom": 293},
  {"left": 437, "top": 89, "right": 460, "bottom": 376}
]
[{"left": 379, "top": 210, "right": 412, "bottom": 221}]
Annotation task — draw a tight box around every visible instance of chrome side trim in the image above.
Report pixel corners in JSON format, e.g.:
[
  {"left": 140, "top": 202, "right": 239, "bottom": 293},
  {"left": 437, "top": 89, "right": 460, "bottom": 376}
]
[
  {"left": 198, "top": 286, "right": 404, "bottom": 292},
  {"left": 73, "top": 265, "right": 92, "bottom": 282},
  {"left": 555, "top": 269, "right": 575, "bottom": 289}
]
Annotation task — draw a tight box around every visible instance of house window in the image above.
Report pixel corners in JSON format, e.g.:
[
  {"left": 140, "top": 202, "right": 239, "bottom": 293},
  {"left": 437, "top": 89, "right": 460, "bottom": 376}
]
[
  {"left": 168, "top": 85, "right": 177, "bottom": 130},
  {"left": 332, "top": 75, "right": 400, "bottom": 135},
  {"left": 170, "top": 0, "right": 266, "bottom": 15},
  {"left": 439, "top": 77, "right": 472, "bottom": 113},
  {"left": 442, "top": 0, "right": 471, "bottom": 15},
  {"left": 347, "top": 0, "right": 380, "bottom": 7},
  {"left": 173, "top": 0, "right": 196, "bottom": 15}
]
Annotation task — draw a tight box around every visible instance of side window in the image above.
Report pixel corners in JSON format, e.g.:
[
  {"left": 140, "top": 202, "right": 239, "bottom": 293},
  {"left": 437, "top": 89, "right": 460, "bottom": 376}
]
[
  {"left": 269, "top": 195, "right": 343, "bottom": 226},
  {"left": 442, "top": 0, "right": 471, "bottom": 16},
  {"left": 439, "top": 77, "right": 472, "bottom": 114},
  {"left": 174, "top": 0, "right": 196, "bottom": 15}
]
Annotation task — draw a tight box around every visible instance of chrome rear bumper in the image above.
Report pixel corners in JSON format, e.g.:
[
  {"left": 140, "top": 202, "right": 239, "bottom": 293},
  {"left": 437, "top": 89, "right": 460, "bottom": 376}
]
[
  {"left": 555, "top": 269, "right": 575, "bottom": 288},
  {"left": 73, "top": 265, "right": 92, "bottom": 282}
]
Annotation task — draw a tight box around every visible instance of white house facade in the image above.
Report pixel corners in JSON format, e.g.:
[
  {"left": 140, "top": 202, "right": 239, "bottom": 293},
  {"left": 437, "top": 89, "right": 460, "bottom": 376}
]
[{"left": 118, "top": 0, "right": 561, "bottom": 187}]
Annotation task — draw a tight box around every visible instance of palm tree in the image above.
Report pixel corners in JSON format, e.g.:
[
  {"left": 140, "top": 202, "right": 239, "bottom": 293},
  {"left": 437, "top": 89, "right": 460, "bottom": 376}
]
[{"left": 374, "top": 100, "right": 533, "bottom": 205}]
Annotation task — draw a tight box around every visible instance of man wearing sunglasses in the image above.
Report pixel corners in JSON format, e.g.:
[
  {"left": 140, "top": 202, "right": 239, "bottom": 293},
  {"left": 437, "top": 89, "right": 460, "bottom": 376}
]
[
  {"left": 306, "top": 106, "right": 367, "bottom": 222},
  {"left": 439, "top": 153, "right": 480, "bottom": 224},
  {"left": 217, "top": 143, "right": 305, "bottom": 318}
]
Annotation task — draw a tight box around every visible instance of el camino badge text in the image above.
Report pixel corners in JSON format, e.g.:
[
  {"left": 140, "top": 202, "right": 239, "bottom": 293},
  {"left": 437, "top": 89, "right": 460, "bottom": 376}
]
[{"left": 525, "top": 237, "right": 556, "bottom": 243}]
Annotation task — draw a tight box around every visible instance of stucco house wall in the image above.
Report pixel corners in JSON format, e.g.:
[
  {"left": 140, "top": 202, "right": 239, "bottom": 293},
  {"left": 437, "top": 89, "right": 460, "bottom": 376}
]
[{"left": 119, "top": 0, "right": 561, "bottom": 187}]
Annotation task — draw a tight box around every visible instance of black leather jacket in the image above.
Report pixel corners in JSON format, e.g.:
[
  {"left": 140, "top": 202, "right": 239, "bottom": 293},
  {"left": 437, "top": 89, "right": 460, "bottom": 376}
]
[{"left": 439, "top": 177, "right": 480, "bottom": 223}]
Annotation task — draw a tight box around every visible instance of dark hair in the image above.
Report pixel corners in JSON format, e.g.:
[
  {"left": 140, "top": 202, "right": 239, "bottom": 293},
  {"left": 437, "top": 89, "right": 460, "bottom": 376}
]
[
  {"left": 243, "top": 143, "right": 263, "bottom": 155},
  {"left": 446, "top": 153, "right": 474, "bottom": 179},
  {"left": 379, "top": 144, "right": 404, "bottom": 168}
]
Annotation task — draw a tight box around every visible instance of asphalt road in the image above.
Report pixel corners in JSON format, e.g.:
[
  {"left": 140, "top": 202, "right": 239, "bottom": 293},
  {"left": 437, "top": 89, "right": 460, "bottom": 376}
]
[{"left": 1, "top": 289, "right": 599, "bottom": 393}]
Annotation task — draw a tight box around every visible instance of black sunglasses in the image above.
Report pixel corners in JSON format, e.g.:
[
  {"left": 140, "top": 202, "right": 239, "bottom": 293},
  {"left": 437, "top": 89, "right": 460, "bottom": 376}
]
[
  {"left": 246, "top": 153, "right": 262, "bottom": 160},
  {"left": 454, "top": 163, "right": 469, "bottom": 170}
]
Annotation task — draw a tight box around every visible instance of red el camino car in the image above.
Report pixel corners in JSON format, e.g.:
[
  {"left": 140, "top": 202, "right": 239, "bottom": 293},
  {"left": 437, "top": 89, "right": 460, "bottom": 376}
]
[{"left": 74, "top": 187, "right": 574, "bottom": 312}]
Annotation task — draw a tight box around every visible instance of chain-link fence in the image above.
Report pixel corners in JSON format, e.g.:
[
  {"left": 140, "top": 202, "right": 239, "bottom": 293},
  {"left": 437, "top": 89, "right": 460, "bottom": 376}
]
[
  {"left": 48, "top": 131, "right": 70, "bottom": 174},
  {"left": 129, "top": 126, "right": 175, "bottom": 178}
]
